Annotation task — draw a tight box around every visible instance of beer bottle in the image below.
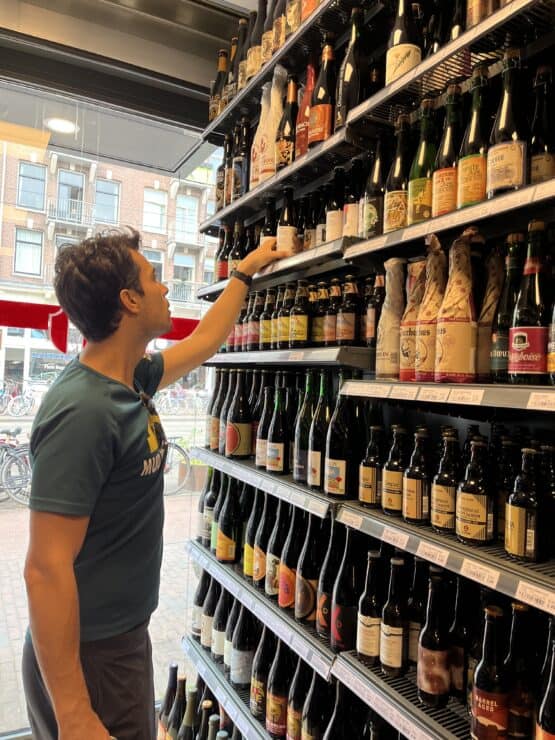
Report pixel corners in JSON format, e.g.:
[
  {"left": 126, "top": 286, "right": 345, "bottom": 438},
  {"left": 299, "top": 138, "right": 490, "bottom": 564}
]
[
  {"left": 211, "top": 588, "right": 231, "bottom": 664},
  {"left": 491, "top": 233, "right": 526, "bottom": 382},
  {"left": 335, "top": 7, "right": 364, "bottom": 131},
  {"left": 279, "top": 507, "right": 306, "bottom": 610},
  {"left": 325, "top": 167, "right": 345, "bottom": 244},
  {"left": 296, "top": 196, "right": 308, "bottom": 249},
  {"left": 277, "top": 282, "right": 296, "bottom": 350},
  {"left": 250, "top": 626, "right": 277, "bottom": 720},
  {"left": 218, "top": 371, "right": 236, "bottom": 454},
  {"left": 204, "top": 373, "right": 221, "bottom": 449},
  {"left": 359, "top": 275, "right": 374, "bottom": 342},
  {"left": 384, "top": 114, "right": 411, "bottom": 233},
  {"left": 260, "top": 198, "right": 277, "bottom": 248},
  {"left": 323, "top": 278, "right": 342, "bottom": 346},
  {"left": 432, "top": 83, "right": 462, "bottom": 218},
  {"left": 241, "top": 294, "right": 255, "bottom": 352},
  {"left": 495, "top": 438, "right": 517, "bottom": 544},
  {"left": 407, "top": 557, "right": 428, "bottom": 666},
  {"left": 267, "top": 381, "right": 289, "bottom": 475},
  {"left": 336, "top": 276, "right": 360, "bottom": 346},
  {"left": 289, "top": 280, "right": 311, "bottom": 348},
  {"left": 259, "top": 289, "right": 277, "bottom": 351},
  {"left": 272, "top": 0, "right": 286, "bottom": 54},
  {"left": 307, "top": 283, "right": 318, "bottom": 336},
  {"left": 230, "top": 604, "right": 257, "bottom": 690},
  {"left": 380, "top": 556, "right": 408, "bottom": 678},
  {"left": 256, "top": 385, "right": 275, "bottom": 469},
  {"left": 307, "top": 370, "right": 332, "bottom": 491},
  {"left": 431, "top": 432, "right": 459, "bottom": 534},
  {"left": 359, "top": 425, "right": 384, "bottom": 508},
  {"left": 277, "top": 188, "right": 298, "bottom": 256},
  {"left": 225, "top": 369, "right": 252, "bottom": 459},
  {"left": 449, "top": 576, "right": 472, "bottom": 704},
  {"left": 193, "top": 698, "right": 213, "bottom": 740},
  {"left": 166, "top": 676, "right": 187, "bottom": 739},
  {"left": 231, "top": 117, "right": 251, "bottom": 202},
  {"left": 408, "top": 97, "right": 436, "bottom": 226},
  {"left": 386, "top": 0, "right": 422, "bottom": 85},
  {"left": 230, "top": 299, "right": 246, "bottom": 353},
  {"left": 200, "top": 577, "right": 221, "bottom": 651},
  {"left": 324, "top": 377, "right": 356, "bottom": 500},
  {"left": 211, "top": 473, "right": 228, "bottom": 553},
  {"left": 308, "top": 35, "right": 336, "bottom": 148},
  {"left": 509, "top": 220, "right": 549, "bottom": 385},
  {"left": 417, "top": 567, "right": 450, "bottom": 708},
  {"left": 243, "top": 489, "right": 264, "bottom": 581},
  {"left": 295, "top": 514, "right": 321, "bottom": 624},
  {"left": 315, "top": 186, "right": 328, "bottom": 246},
  {"left": 323, "top": 681, "right": 348, "bottom": 740},
  {"left": 537, "top": 623, "right": 555, "bottom": 737},
  {"left": 456, "top": 439, "right": 494, "bottom": 545},
  {"left": 253, "top": 493, "right": 278, "bottom": 591},
  {"left": 265, "top": 500, "right": 290, "bottom": 599},
  {"left": 330, "top": 527, "right": 358, "bottom": 653},
  {"left": 303, "top": 192, "right": 318, "bottom": 251},
  {"left": 202, "top": 469, "right": 220, "bottom": 549},
  {"left": 227, "top": 19, "right": 247, "bottom": 103},
  {"left": 360, "top": 136, "right": 386, "bottom": 239},
  {"left": 302, "top": 671, "right": 331, "bottom": 739},
  {"left": 216, "top": 476, "right": 241, "bottom": 564},
  {"left": 357, "top": 550, "right": 383, "bottom": 664},
  {"left": 216, "top": 135, "right": 231, "bottom": 212},
  {"left": 245, "top": 291, "right": 264, "bottom": 352},
  {"left": 216, "top": 225, "right": 232, "bottom": 280},
  {"left": 293, "top": 370, "right": 317, "bottom": 483},
  {"left": 382, "top": 426, "right": 407, "bottom": 517},
  {"left": 530, "top": 65, "right": 555, "bottom": 184},
  {"left": 402, "top": 431, "right": 430, "bottom": 525},
  {"left": 238, "top": 11, "right": 256, "bottom": 92},
  {"left": 223, "top": 598, "right": 241, "bottom": 679},
  {"left": 287, "top": 656, "right": 312, "bottom": 740},
  {"left": 457, "top": 62, "right": 489, "bottom": 209},
  {"left": 311, "top": 282, "right": 329, "bottom": 348},
  {"left": 196, "top": 467, "right": 213, "bottom": 544},
  {"left": 271, "top": 286, "right": 285, "bottom": 349},
  {"left": 487, "top": 48, "right": 528, "bottom": 199},
  {"left": 192, "top": 571, "right": 211, "bottom": 641},
  {"left": 296, "top": 61, "right": 316, "bottom": 159},
  {"left": 261, "top": 0, "right": 276, "bottom": 66},
  {"left": 276, "top": 74, "right": 299, "bottom": 170},
  {"left": 266, "top": 639, "right": 292, "bottom": 739},
  {"left": 505, "top": 448, "right": 542, "bottom": 562},
  {"left": 246, "top": 0, "right": 266, "bottom": 80},
  {"left": 224, "top": 125, "right": 238, "bottom": 209},
  {"left": 366, "top": 272, "right": 386, "bottom": 375},
  {"left": 158, "top": 662, "right": 178, "bottom": 738},
  {"left": 317, "top": 516, "right": 346, "bottom": 640},
  {"left": 471, "top": 606, "right": 510, "bottom": 737},
  {"left": 504, "top": 602, "right": 534, "bottom": 738}
]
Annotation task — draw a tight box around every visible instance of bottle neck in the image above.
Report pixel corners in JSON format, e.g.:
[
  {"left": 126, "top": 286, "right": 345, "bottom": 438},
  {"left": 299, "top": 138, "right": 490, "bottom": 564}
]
[
  {"left": 286, "top": 80, "right": 298, "bottom": 104},
  {"left": 388, "top": 563, "right": 403, "bottom": 601},
  {"left": 482, "top": 616, "right": 502, "bottom": 668},
  {"left": 319, "top": 373, "right": 328, "bottom": 398},
  {"left": 424, "top": 577, "right": 443, "bottom": 630}
]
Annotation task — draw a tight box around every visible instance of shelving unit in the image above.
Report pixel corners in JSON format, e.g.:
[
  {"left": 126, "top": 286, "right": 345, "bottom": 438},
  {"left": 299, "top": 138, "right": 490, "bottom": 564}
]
[
  {"left": 204, "top": 346, "right": 372, "bottom": 369},
  {"left": 182, "top": 635, "right": 267, "bottom": 740},
  {"left": 186, "top": 540, "right": 335, "bottom": 679}
]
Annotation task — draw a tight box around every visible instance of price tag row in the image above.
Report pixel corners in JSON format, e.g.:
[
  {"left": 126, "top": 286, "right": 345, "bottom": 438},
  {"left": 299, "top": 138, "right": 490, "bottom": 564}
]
[
  {"left": 527, "top": 392, "right": 555, "bottom": 412},
  {"left": 460, "top": 558, "right": 500, "bottom": 590},
  {"left": 416, "top": 541, "right": 449, "bottom": 567},
  {"left": 515, "top": 581, "right": 555, "bottom": 616},
  {"left": 382, "top": 526, "right": 410, "bottom": 551}
]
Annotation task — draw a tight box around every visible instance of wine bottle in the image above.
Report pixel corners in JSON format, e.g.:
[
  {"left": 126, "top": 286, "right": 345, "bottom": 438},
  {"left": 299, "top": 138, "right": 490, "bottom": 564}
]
[
  {"left": 330, "top": 527, "right": 359, "bottom": 653},
  {"left": 242, "top": 488, "right": 264, "bottom": 581},
  {"left": 380, "top": 556, "right": 408, "bottom": 678},
  {"left": 277, "top": 189, "right": 298, "bottom": 257},
  {"left": 293, "top": 370, "right": 317, "bottom": 483},
  {"left": 211, "top": 49, "right": 229, "bottom": 120},
  {"left": 278, "top": 506, "right": 306, "bottom": 610},
  {"left": 487, "top": 47, "right": 528, "bottom": 199},
  {"left": 246, "top": 0, "right": 267, "bottom": 81},
  {"left": 158, "top": 662, "right": 178, "bottom": 739},
  {"left": 265, "top": 500, "right": 291, "bottom": 599},
  {"left": 267, "top": 381, "right": 290, "bottom": 475},
  {"left": 431, "top": 432, "right": 459, "bottom": 534},
  {"left": 192, "top": 571, "right": 211, "bottom": 642},
  {"left": 223, "top": 598, "right": 241, "bottom": 679},
  {"left": 360, "top": 136, "right": 386, "bottom": 239},
  {"left": 457, "top": 62, "right": 489, "bottom": 210},
  {"left": 166, "top": 676, "right": 187, "bottom": 739},
  {"left": 417, "top": 566, "right": 450, "bottom": 708},
  {"left": 432, "top": 83, "right": 462, "bottom": 218},
  {"left": 238, "top": 12, "right": 257, "bottom": 91},
  {"left": 202, "top": 469, "right": 221, "bottom": 550},
  {"left": 384, "top": 114, "right": 411, "bottom": 233},
  {"left": 200, "top": 578, "right": 221, "bottom": 651},
  {"left": 266, "top": 639, "right": 291, "bottom": 738},
  {"left": 307, "top": 370, "right": 332, "bottom": 491},
  {"left": 253, "top": 493, "right": 278, "bottom": 590},
  {"left": 530, "top": 65, "right": 555, "bottom": 184},
  {"left": 324, "top": 376, "right": 357, "bottom": 500},
  {"left": 308, "top": 36, "right": 336, "bottom": 147},
  {"left": 302, "top": 671, "right": 330, "bottom": 739},
  {"left": 316, "top": 516, "right": 346, "bottom": 640},
  {"left": 250, "top": 626, "right": 277, "bottom": 720},
  {"left": 218, "top": 371, "right": 236, "bottom": 455},
  {"left": 385, "top": 0, "right": 422, "bottom": 86},
  {"left": 256, "top": 385, "right": 275, "bottom": 469},
  {"left": 382, "top": 426, "right": 407, "bottom": 517},
  {"left": 225, "top": 370, "right": 252, "bottom": 459},
  {"left": 195, "top": 699, "right": 214, "bottom": 740},
  {"left": 408, "top": 97, "right": 436, "bottom": 226},
  {"left": 246, "top": 291, "right": 264, "bottom": 353},
  {"left": 276, "top": 74, "right": 299, "bottom": 170},
  {"left": 402, "top": 431, "right": 430, "bottom": 525},
  {"left": 325, "top": 167, "right": 345, "bottom": 243},
  {"left": 289, "top": 280, "right": 311, "bottom": 348},
  {"left": 176, "top": 687, "right": 197, "bottom": 740},
  {"left": 216, "top": 476, "right": 241, "bottom": 564},
  {"left": 456, "top": 439, "right": 495, "bottom": 545},
  {"left": 196, "top": 468, "right": 213, "bottom": 543},
  {"left": 537, "top": 621, "right": 555, "bottom": 738},
  {"left": 211, "top": 588, "right": 231, "bottom": 664},
  {"left": 357, "top": 551, "right": 383, "bottom": 664},
  {"left": 295, "top": 513, "right": 322, "bottom": 624},
  {"left": 505, "top": 448, "right": 542, "bottom": 562},
  {"left": 230, "top": 604, "right": 257, "bottom": 690},
  {"left": 287, "top": 656, "right": 312, "bottom": 740},
  {"left": 335, "top": 8, "right": 364, "bottom": 131},
  {"left": 296, "top": 61, "right": 316, "bottom": 158}
]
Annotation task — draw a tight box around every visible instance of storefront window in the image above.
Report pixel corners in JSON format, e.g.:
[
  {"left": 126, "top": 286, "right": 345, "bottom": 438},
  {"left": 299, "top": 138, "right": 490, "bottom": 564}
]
[
  {"left": 17, "top": 162, "right": 46, "bottom": 211},
  {"left": 175, "top": 193, "right": 199, "bottom": 242},
  {"left": 95, "top": 178, "right": 120, "bottom": 224},
  {"left": 143, "top": 188, "right": 167, "bottom": 232}
]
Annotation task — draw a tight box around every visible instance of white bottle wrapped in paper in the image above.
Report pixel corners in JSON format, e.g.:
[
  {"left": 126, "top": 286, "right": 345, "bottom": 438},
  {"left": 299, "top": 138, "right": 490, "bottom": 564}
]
[
  {"left": 415, "top": 235, "right": 447, "bottom": 382},
  {"left": 434, "top": 227, "right": 478, "bottom": 383},
  {"left": 476, "top": 247, "right": 504, "bottom": 382},
  {"left": 399, "top": 257, "right": 427, "bottom": 382},
  {"left": 250, "top": 82, "right": 271, "bottom": 190},
  {"left": 376, "top": 257, "right": 407, "bottom": 380},
  {"left": 259, "top": 65, "right": 288, "bottom": 182}
]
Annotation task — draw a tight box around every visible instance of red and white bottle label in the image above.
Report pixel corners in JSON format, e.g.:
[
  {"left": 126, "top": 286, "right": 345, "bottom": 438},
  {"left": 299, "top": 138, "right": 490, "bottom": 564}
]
[{"left": 508, "top": 326, "right": 548, "bottom": 375}]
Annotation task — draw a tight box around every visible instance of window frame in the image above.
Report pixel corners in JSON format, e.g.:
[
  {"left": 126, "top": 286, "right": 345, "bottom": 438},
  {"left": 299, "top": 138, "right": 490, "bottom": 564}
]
[
  {"left": 13, "top": 227, "right": 44, "bottom": 277},
  {"left": 17, "top": 161, "right": 47, "bottom": 212},
  {"left": 94, "top": 178, "right": 121, "bottom": 225},
  {"left": 175, "top": 193, "right": 200, "bottom": 243},
  {"left": 142, "top": 248, "right": 164, "bottom": 282},
  {"left": 143, "top": 188, "right": 167, "bottom": 234}
]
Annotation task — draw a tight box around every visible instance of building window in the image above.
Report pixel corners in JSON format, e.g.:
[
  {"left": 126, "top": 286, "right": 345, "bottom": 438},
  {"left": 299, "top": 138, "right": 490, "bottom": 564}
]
[
  {"left": 203, "top": 258, "right": 214, "bottom": 285},
  {"left": 143, "top": 248, "right": 163, "bottom": 281},
  {"left": 17, "top": 162, "right": 46, "bottom": 211},
  {"left": 175, "top": 194, "right": 199, "bottom": 242},
  {"left": 7, "top": 327, "right": 24, "bottom": 337},
  {"left": 143, "top": 189, "right": 167, "bottom": 233},
  {"left": 57, "top": 170, "right": 85, "bottom": 222},
  {"left": 95, "top": 179, "right": 120, "bottom": 224},
  {"left": 55, "top": 235, "right": 80, "bottom": 252},
  {"left": 174, "top": 252, "right": 194, "bottom": 282},
  {"left": 206, "top": 199, "right": 216, "bottom": 217},
  {"left": 14, "top": 228, "right": 43, "bottom": 276}
]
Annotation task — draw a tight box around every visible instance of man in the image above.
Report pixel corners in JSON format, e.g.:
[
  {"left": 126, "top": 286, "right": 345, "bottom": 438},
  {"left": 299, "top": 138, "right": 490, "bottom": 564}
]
[{"left": 22, "top": 227, "right": 285, "bottom": 740}]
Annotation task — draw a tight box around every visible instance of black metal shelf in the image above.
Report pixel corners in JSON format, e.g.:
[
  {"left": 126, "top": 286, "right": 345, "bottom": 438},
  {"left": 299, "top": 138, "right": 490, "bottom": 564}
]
[
  {"left": 204, "top": 346, "right": 371, "bottom": 369},
  {"left": 186, "top": 540, "right": 335, "bottom": 679},
  {"left": 182, "top": 635, "right": 268, "bottom": 740}
]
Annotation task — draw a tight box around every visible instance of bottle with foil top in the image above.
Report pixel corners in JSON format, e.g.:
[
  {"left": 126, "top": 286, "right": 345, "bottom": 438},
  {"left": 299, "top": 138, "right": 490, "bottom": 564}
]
[
  {"left": 399, "top": 257, "right": 427, "bottom": 381},
  {"left": 260, "top": 65, "right": 288, "bottom": 182},
  {"left": 408, "top": 97, "right": 437, "bottom": 226},
  {"left": 250, "top": 83, "right": 271, "bottom": 190},
  {"left": 376, "top": 257, "right": 407, "bottom": 379},
  {"left": 530, "top": 65, "right": 555, "bottom": 184},
  {"left": 476, "top": 245, "right": 504, "bottom": 382},
  {"left": 246, "top": 0, "right": 266, "bottom": 81},
  {"left": 386, "top": 0, "right": 422, "bottom": 86},
  {"left": 415, "top": 235, "right": 447, "bottom": 381},
  {"left": 457, "top": 63, "right": 489, "bottom": 210},
  {"left": 435, "top": 228, "right": 478, "bottom": 383}
]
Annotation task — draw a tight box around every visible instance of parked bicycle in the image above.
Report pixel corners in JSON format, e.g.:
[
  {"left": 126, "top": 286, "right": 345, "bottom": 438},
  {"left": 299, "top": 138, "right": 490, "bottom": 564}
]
[
  {"left": 163, "top": 437, "right": 190, "bottom": 496},
  {"left": 0, "top": 427, "right": 31, "bottom": 505}
]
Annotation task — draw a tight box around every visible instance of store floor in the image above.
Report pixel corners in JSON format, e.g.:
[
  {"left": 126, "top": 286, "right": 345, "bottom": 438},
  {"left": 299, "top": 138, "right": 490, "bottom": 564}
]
[{"left": 0, "top": 492, "right": 198, "bottom": 735}]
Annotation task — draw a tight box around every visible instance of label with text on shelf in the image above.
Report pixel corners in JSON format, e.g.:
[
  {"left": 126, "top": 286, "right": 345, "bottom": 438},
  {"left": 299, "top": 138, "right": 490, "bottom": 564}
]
[
  {"left": 389, "top": 384, "right": 419, "bottom": 400},
  {"left": 527, "top": 392, "right": 555, "bottom": 412},
  {"left": 460, "top": 558, "right": 500, "bottom": 589},
  {"left": 515, "top": 581, "right": 555, "bottom": 615},
  {"left": 417, "top": 386, "right": 451, "bottom": 402},
  {"left": 415, "top": 540, "right": 449, "bottom": 567},
  {"left": 381, "top": 526, "right": 409, "bottom": 550},
  {"left": 448, "top": 387, "right": 485, "bottom": 405},
  {"left": 338, "top": 509, "right": 363, "bottom": 530}
]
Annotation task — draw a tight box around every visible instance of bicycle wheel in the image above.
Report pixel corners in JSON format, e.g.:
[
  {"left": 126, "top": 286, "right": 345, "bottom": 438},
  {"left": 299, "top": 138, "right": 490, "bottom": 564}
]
[
  {"left": 163, "top": 442, "right": 190, "bottom": 495},
  {"left": 2, "top": 449, "right": 31, "bottom": 505}
]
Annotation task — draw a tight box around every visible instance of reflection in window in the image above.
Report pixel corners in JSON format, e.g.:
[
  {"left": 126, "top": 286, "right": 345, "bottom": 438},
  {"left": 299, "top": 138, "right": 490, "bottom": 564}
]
[
  {"left": 57, "top": 170, "right": 85, "bottom": 222},
  {"left": 143, "top": 248, "right": 163, "bottom": 281},
  {"left": 95, "top": 179, "right": 120, "bottom": 224},
  {"left": 143, "top": 188, "right": 167, "bottom": 232},
  {"left": 175, "top": 194, "right": 199, "bottom": 242},
  {"left": 14, "top": 228, "right": 43, "bottom": 276},
  {"left": 17, "top": 162, "right": 46, "bottom": 210},
  {"left": 203, "top": 257, "right": 214, "bottom": 285},
  {"left": 174, "top": 251, "right": 194, "bottom": 282}
]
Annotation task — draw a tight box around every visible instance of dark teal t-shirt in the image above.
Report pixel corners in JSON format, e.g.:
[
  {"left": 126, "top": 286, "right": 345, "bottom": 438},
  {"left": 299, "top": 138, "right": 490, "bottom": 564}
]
[{"left": 29, "top": 353, "right": 166, "bottom": 642}]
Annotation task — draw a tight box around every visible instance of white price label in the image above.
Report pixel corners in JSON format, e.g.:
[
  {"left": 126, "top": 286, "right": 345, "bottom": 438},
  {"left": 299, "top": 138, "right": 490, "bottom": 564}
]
[
  {"left": 307, "top": 497, "right": 327, "bottom": 516},
  {"left": 448, "top": 388, "right": 485, "bottom": 406},
  {"left": 214, "top": 685, "right": 226, "bottom": 704},
  {"left": 261, "top": 609, "right": 284, "bottom": 638},
  {"left": 227, "top": 703, "right": 238, "bottom": 722},
  {"left": 461, "top": 558, "right": 500, "bottom": 589},
  {"left": 339, "top": 509, "right": 363, "bottom": 530},
  {"left": 367, "top": 384, "right": 392, "bottom": 398},
  {"left": 382, "top": 527, "right": 410, "bottom": 550},
  {"left": 515, "top": 581, "right": 555, "bottom": 615},
  {"left": 418, "top": 386, "right": 451, "bottom": 402},
  {"left": 291, "top": 634, "right": 306, "bottom": 656},
  {"left": 308, "top": 651, "right": 330, "bottom": 678},
  {"left": 288, "top": 351, "right": 305, "bottom": 361},
  {"left": 527, "top": 392, "right": 555, "bottom": 412},
  {"left": 389, "top": 384, "right": 419, "bottom": 400},
  {"left": 416, "top": 540, "right": 449, "bottom": 567}
]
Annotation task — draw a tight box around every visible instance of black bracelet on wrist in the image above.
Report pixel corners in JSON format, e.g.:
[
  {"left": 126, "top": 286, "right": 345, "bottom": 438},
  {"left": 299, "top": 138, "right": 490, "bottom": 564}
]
[{"left": 230, "top": 269, "right": 253, "bottom": 288}]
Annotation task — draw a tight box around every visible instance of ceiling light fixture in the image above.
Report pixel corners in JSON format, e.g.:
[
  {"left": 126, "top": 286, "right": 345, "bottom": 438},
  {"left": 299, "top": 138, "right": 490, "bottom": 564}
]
[{"left": 44, "top": 117, "right": 78, "bottom": 135}]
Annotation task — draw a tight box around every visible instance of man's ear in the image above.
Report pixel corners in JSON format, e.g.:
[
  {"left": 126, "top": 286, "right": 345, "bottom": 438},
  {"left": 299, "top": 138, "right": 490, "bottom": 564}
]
[{"left": 119, "top": 288, "right": 141, "bottom": 315}]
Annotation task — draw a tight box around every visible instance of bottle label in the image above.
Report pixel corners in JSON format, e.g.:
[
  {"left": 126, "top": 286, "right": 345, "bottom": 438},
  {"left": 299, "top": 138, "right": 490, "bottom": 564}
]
[
  {"left": 278, "top": 315, "right": 291, "bottom": 344},
  {"left": 323, "top": 314, "right": 337, "bottom": 343},
  {"left": 301, "top": 0, "right": 319, "bottom": 21},
  {"left": 380, "top": 623, "right": 405, "bottom": 668},
  {"left": 238, "top": 60, "right": 248, "bottom": 91},
  {"left": 217, "top": 259, "right": 229, "bottom": 281},
  {"left": 471, "top": 687, "right": 509, "bottom": 739},
  {"left": 308, "top": 450, "right": 322, "bottom": 487},
  {"left": 290, "top": 314, "right": 309, "bottom": 342},
  {"left": 210, "top": 519, "right": 218, "bottom": 552},
  {"left": 505, "top": 504, "right": 537, "bottom": 559},
  {"left": 431, "top": 483, "right": 456, "bottom": 530},
  {"left": 225, "top": 421, "right": 252, "bottom": 457},
  {"left": 432, "top": 167, "right": 458, "bottom": 218},
  {"left": 409, "top": 620, "right": 421, "bottom": 663},
  {"left": 250, "top": 676, "right": 266, "bottom": 718},
  {"left": 286, "top": 0, "right": 302, "bottom": 35},
  {"left": 450, "top": 644, "right": 465, "bottom": 693},
  {"left": 223, "top": 637, "right": 233, "bottom": 669},
  {"left": 361, "top": 196, "right": 384, "bottom": 239},
  {"left": 253, "top": 545, "right": 266, "bottom": 584},
  {"left": 402, "top": 477, "right": 429, "bottom": 521},
  {"left": 435, "top": 320, "right": 477, "bottom": 382},
  {"left": 192, "top": 604, "right": 202, "bottom": 637},
  {"left": 261, "top": 30, "right": 274, "bottom": 65},
  {"left": 287, "top": 705, "right": 302, "bottom": 740},
  {"left": 267, "top": 692, "right": 288, "bottom": 735},
  {"left": 267, "top": 442, "right": 285, "bottom": 472},
  {"left": 244, "top": 542, "right": 254, "bottom": 578},
  {"left": 224, "top": 168, "right": 234, "bottom": 207},
  {"left": 325, "top": 209, "right": 343, "bottom": 242},
  {"left": 456, "top": 492, "right": 490, "bottom": 541},
  {"left": 490, "top": 330, "right": 509, "bottom": 373},
  {"left": 417, "top": 646, "right": 450, "bottom": 697},
  {"left": 265, "top": 551, "right": 280, "bottom": 596},
  {"left": 366, "top": 307, "right": 377, "bottom": 341},
  {"left": 343, "top": 203, "right": 359, "bottom": 237},
  {"left": 359, "top": 465, "right": 381, "bottom": 505},
  {"left": 202, "top": 507, "right": 214, "bottom": 545},
  {"left": 382, "top": 470, "right": 403, "bottom": 512},
  {"left": 255, "top": 437, "right": 268, "bottom": 468},
  {"left": 383, "top": 190, "right": 408, "bottom": 233},
  {"left": 296, "top": 119, "right": 309, "bottom": 159},
  {"left": 331, "top": 604, "right": 357, "bottom": 651},
  {"left": 277, "top": 224, "right": 299, "bottom": 255},
  {"left": 324, "top": 457, "right": 347, "bottom": 496},
  {"left": 215, "top": 171, "right": 225, "bottom": 210},
  {"left": 248, "top": 319, "right": 260, "bottom": 347},
  {"left": 531, "top": 152, "right": 555, "bottom": 184},
  {"left": 230, "top": 648, "right": 254, "bottom": 685},
  {"left": 276, "top": 139, "right": 295, "bottom": 170},
  {"left": 311, "top": 316, "right": 325, "bottom": 343},
  {"left": 508, "top": 326, "right": 548, "bottom": 375},
  {"left": 385, "top": 44, "right": 422, "bottom": 85},
  {"left": 357, "top": 614, "right": 381, "bottom": 657},
  {"left": 315, "top": 222, "right": 326, "bottom": 245},
  {"left": 308, "top": 104, "right": 333, "bottom": 145},
  {"left": 293, "top": 447, "right": 308, "bottom": 482},
  {"left": 316, "top": 591, "right": 331, "bottom": 634},
  {"left": 548, "top": 322, "right": 555, "bottom": 373},
  {"left": 246, "top": 45, "right": 262, "bottom": 80},
  {"left": 278, "top": 563, "right": 296, "bottom": 608},
  {"left": 272, "top": 15, "right": 286, "bottom": 53},
  {"left": 487, "top": 141, "right": 527, "bottom": 195},
  {"left": 336, "top": 312, "right": 356, "bottom": 341},
  {"left": 295, "top": 575, "right": 317, "bottom": 621},
  {"left": 408, "top": 177, "right": 433, "bottom": 225},
  {"left": 200, "top": 614, "right": 213, "bottom": 648},
  {"left": 211, "top": 628, "right": 224, "bottom": 658},
  {"left": 303, "top": 227, "right": 317, "bottom": 251},
  {"left": 216, "top": 528, "right": 236, "bottom": 562},
  {"left": 457, "top": 153, "right": 487, "bottom": 209},
  {"left": 260, "top": 318, "right": 272, "bottom": 346},
  {"left": 536, "top": 727, "right": 555, "bottom": 740}
]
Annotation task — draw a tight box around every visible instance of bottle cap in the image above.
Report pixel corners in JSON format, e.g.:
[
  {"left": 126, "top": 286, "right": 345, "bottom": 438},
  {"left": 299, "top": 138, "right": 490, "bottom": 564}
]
[
  {"left": 528, "top": 219, "right": 545, "bottom": 232},
  {"left": 506, "top": 233, "right": 525, "bottom": 244},
  {"left": 391, "top": 557, "right": 404, "bottom": 565},
  {"left": 521, "top": 447, "right": 537, "bottom": 454},
  {"left": 485, "top": 605, "right": 504, "bottom": 618},
  {"left": 368, "top": 550, "right": 381, "bottom": 559},
  {"left": 511, "top": 602, "right": 529, "bottom": 611}
]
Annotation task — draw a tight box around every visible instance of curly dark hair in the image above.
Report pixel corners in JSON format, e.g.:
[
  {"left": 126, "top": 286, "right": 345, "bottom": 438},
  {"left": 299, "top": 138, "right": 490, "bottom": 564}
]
[{"left": 54, "top": 228, "right": 144, "bottom": 342}]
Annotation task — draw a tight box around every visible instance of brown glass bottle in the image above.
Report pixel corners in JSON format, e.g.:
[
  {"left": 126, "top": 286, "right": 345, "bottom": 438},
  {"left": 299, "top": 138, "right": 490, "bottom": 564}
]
[
  {"left": 271, "top": 285, "right": 285, "bottom": 350},
  {"left": 505, "top": 448, "right": 542, "bottom": 562},
  {"left": 382, "top": 427, "right": 407, "bottom": 517},
  {"left": 336, "top": 276, "right": 360, "bottom": 346},
  {"left": 380, "top": 556, "right": 408, "bottom": 678},
  {"left": 289, "top": 279, "right": 310, "bottom": 348},
  {"left": 277, "top": 282, "right": 296, "bottom": 350},
  {"left": 259, "top": 289, "right": 277, "bottom": 351},
  {"left": 417, "top": 566, "right": 450, "bottom": 708},
  {"left": 456, "top": 440, "right": 494, "bottom": 545},
  {"left": 323, "top": 278, "right": 342, "bottom": 346}
]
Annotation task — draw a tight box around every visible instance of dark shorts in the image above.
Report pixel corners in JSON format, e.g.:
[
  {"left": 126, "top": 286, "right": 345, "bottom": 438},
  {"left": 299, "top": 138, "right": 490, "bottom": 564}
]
[{"left": 22, "top": 622, "right": 155, "bottom": 740}]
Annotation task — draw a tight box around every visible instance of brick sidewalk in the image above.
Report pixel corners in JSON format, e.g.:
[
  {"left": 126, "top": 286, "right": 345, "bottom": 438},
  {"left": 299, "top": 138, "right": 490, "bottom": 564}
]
[{"left": 0, "top": 490, "right": 200, "bottom": 735}]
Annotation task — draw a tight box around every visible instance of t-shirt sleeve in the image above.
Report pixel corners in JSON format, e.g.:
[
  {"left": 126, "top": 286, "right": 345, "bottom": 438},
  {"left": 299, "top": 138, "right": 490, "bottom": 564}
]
[
  {"left": 134, "top": 352, "right": 165, "bottom": 396},
  {"left": 30, "top": 401, "right": 117, "bottom": 516}
]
